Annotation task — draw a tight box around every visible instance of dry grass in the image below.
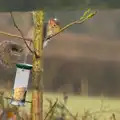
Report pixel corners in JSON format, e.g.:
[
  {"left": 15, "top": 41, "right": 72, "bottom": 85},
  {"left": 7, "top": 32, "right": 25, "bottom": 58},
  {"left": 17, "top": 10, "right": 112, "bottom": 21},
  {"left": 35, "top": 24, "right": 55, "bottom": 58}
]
[{"left": 0, "top": 90, "right": 120, "bottom": 120}]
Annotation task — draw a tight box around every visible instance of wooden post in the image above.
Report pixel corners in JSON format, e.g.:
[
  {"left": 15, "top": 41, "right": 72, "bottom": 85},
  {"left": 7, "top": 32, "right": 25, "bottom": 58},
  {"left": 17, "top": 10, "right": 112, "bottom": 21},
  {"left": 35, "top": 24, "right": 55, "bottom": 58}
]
[
  {"left": 32, "top": 10, "right": 44, "bottom": 120},
  {"left": 81, "top": 78, "right": 88, "bottom": 96}
]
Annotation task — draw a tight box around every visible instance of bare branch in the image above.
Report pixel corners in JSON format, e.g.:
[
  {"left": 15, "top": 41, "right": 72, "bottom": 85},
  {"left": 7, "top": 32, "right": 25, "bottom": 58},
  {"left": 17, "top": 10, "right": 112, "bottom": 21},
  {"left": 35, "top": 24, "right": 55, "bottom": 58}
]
[
  {"left": 0, "top": 9, "right": 96, "bottom": 56},
  {"left": 10, "top": 12, "right": 34, "bottom": 54},
  {"left": 4, "top": 96, "right": 32, "bottom": 103},
  {"left": 0, "top": 30, "right": 32, "bottom": 42},
  {"left": 45, "top": 10, "right": 97, "bottom": 40},
  {"left": 44, "top": 99, "right": 58, "bottom": 120},
  {"left": 59, "top": 102, "right": 78, "bottom": 120}
]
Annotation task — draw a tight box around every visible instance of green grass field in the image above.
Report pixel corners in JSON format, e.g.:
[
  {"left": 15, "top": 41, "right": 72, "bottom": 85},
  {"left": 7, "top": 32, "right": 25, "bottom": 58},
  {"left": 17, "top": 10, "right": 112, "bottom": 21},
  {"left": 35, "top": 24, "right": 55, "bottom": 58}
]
[
  {"left": 3, "top": 91, "right": 120, "bottom": 119},
  {"left": 23, "top": 92, "right": 120, "bottom": 119}
]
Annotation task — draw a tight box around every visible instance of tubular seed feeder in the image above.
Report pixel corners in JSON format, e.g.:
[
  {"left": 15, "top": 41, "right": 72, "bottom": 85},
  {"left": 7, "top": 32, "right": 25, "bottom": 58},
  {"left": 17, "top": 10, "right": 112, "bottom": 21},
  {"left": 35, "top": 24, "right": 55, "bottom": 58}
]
[{"left": 10, "top": 63, "right": 32, "bottom": 106}]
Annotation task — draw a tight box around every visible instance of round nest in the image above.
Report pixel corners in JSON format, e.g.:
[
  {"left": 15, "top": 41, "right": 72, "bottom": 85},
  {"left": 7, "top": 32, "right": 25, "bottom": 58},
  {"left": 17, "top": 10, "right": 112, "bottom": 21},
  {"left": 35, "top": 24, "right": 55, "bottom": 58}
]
[{"left": 0, "top": 41, "right": 24, "bottom": 68}]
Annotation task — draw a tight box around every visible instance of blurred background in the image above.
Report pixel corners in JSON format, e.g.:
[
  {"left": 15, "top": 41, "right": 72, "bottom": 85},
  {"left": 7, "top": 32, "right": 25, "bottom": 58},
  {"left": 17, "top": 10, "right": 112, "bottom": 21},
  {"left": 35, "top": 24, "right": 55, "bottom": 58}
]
[{"left": 0, "top": 2, "right": 120, "bottom": 97}]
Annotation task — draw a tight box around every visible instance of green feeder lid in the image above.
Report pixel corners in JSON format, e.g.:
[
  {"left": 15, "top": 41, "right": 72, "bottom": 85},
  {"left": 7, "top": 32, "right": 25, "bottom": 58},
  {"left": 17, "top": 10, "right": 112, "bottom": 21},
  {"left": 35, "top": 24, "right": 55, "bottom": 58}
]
[{"left": 16, "top": 63, "right": 32, "bottom": 70}]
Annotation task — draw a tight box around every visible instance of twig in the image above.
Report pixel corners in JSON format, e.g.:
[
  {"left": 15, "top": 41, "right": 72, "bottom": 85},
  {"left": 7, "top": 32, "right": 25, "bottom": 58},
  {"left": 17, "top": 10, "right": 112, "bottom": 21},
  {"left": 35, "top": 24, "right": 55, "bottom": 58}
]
[
  {"left": 44, "top": 99, "right": 58, "bottom": 120},
  {"left": 46, "top": 98, "right": 53, "bottom": 108},
  {"left": 0, "top": 30, "right": 32, "bottom": 42},
  {"left": 59, "top": 102, "right": 78, "bottom": 120},
  {"left": 45, "top": 11, "right": 97, "bottom": 40},
  {"left": 112, "top": 113, "right": 116, "bottom": 120},
  {"left": 4, "top": 96, "right": 32, "bottom": 103},
  {"left": 10, "top": 12, "right": 34, "bottom": 54},
  {"left": 45, "top": 20, "right": 83, "bottom": 40}
]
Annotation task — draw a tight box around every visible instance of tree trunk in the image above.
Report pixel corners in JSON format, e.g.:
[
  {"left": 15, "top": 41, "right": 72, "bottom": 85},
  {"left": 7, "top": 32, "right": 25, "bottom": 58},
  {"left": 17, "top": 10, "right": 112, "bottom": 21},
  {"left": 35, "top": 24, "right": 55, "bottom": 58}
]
[{"left": 32, "top": 10, "right": 44, "bottom": 120}]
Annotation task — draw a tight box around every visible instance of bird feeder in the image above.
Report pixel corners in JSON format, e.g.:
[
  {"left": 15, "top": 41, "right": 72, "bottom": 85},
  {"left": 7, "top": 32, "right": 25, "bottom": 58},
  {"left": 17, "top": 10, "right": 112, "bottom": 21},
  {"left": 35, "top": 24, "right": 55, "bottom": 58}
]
[{"left": 10, "top": 63, "right": 32, "bottom": 106}]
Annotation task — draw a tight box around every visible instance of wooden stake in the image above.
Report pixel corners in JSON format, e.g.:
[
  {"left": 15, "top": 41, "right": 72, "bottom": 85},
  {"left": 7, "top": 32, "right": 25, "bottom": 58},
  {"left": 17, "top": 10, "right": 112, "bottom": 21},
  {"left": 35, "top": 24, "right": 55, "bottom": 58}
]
[{"left": 32, "top": 10, "right": 44, "bottom": 120}]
